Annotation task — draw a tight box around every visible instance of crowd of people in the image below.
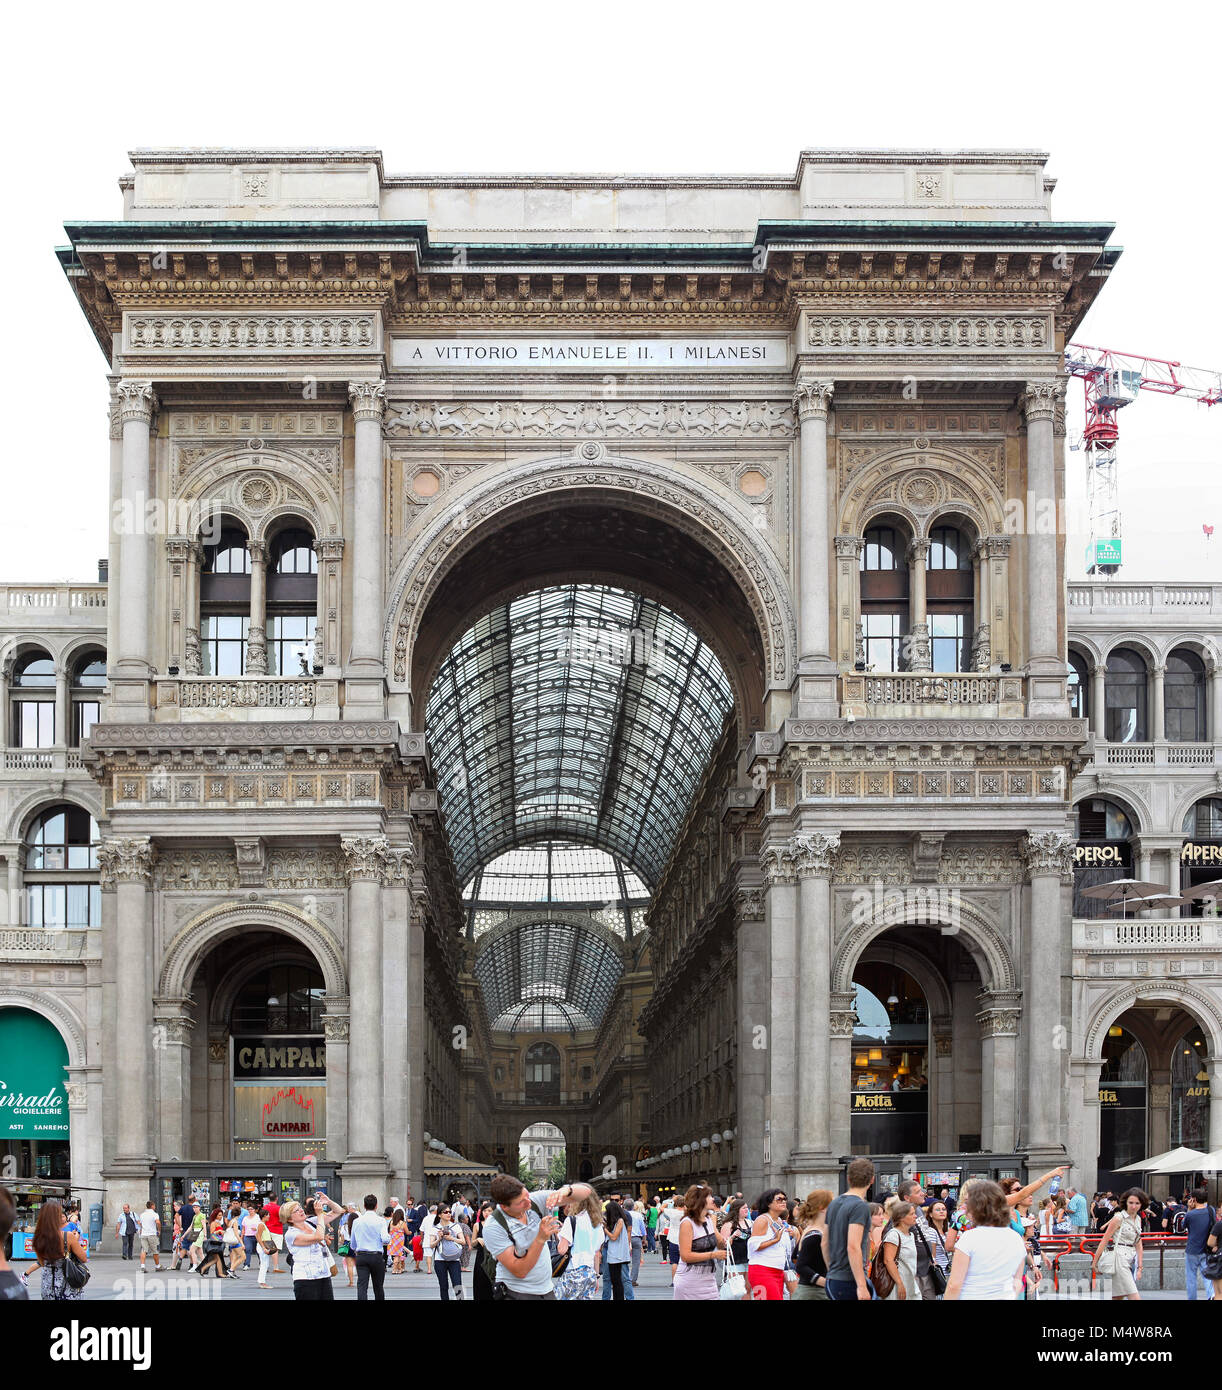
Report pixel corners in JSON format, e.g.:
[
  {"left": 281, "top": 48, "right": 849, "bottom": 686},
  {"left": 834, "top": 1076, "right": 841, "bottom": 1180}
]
[{"left": 1, "top": 1168, "right": 1218, "bottom": 1302}]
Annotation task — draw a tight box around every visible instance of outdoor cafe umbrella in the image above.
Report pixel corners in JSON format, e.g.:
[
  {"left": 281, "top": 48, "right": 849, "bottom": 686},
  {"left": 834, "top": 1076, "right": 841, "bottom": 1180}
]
[
  {"left": 1080, "top": 879, "right": 1169, "bottom": 917},
  {"left": 1179, "top": 878, "right": 1222, "bottom": 903},
  {"left": 1113, "top": 1146, "right": 1208, "bottom": 1173},
  {"left": 1106, "top": 894, "right": 1190, "bottom": 913},
  {"left": 1153, "top": 1148, "right": 1222, "bottom": 1174}
]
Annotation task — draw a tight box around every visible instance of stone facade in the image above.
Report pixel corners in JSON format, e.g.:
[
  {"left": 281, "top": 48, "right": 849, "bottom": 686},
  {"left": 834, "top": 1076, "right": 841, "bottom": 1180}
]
[{"left": 2, "top": 147, "right": 1209, "bottom": 1218}]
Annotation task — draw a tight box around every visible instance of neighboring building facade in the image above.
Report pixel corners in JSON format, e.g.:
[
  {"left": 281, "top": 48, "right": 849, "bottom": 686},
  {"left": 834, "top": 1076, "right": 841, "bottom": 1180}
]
[{"left": 0, "top": 145, "right": 1213, "bottom": 1222}]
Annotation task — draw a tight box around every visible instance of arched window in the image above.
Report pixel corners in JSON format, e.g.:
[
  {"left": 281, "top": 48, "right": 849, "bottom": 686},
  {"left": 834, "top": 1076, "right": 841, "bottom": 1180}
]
[
  {"left": 1183, "top": 797, "right": 1222, "bottom": 840},
  {"left": 524, "top": 1041, "right": 561, "bottom": 1104},
  {"left": 1073, "top": 797, "right": 1135, "bottom": 917},
  {"left": 1165, "top": 650, "right": 1206, "bottom": 743},
  {"left": 1068, "top": 650, "right": 1090, "bottom": 722},
  {"left": 859, "top": 524, "right": 909, "bottom": 671},
  {"left": 1104, "top": 647, "right": 1148, "bottom": 743},
  {"left": 70, "top": 649, "right": 106, "bottom": 746},
  {"left": 926, "top": 525, "right": 975, "bottom": 673},
  {"left": 23, "top": 805, "right": 100, "bottom": 929},
  {"left": 232, "top": 962, "right": 325, "bottom": 1034},
  {"left": 267, "top": 527, "right": 318, "bottom": 676},
  {"left": 200, "top": 528, "right": 252, "bottom": 675},
  {"left": 10, "top": 650, "right": 57, "bottom": 748}
]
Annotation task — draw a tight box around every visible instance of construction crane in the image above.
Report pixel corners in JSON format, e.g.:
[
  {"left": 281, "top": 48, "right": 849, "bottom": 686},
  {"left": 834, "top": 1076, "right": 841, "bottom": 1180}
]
[{"left": 1064, "top": 344, "right": 1222, "bottom": 574}]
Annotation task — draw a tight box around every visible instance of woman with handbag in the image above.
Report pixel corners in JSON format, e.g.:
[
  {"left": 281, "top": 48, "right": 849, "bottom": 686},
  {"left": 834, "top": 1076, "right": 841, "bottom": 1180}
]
[
  {"left": 1205, "top": 1214, "right": 1222, "bottom": 1298},
  {"left": 1092, "top": 1187, "right": 1145, "bottom": 1301},
  {"left": 673, "top": 1184, "right": 726, "bottom": 1301},
  {"left": 917, "top": 1200, "right": 951, "bottom": 1299},
  {"left": 746, "top": 1188, "right": 792, "bottom": 1300},
  {"left": 792, "top": 1189, "right": 833, "bottom": 1301},
  {"left": 879, "top": 1202, "right": 922, "bottom": 1301},
  {"left": 429, "top": 1204, "right": 468, "bottom": 1301},
  {"left": 555, "top": 1191, "right": 605, "bottom": 1301},
  {"left": 33, "top": 1200, "right": 88, "bottom": 1301},
  {"left": 198, "top": 1208, "right": 236, "bottom": 1280},
  {"left": 717, "top": 1198, "right": 752, "bottom": 1300},
  {"left": 336, "top": 1205, "right": 358, "bottom": 1287},
  {"left": 224, "top": 1208, "right": 246, "bottom": 1276}
]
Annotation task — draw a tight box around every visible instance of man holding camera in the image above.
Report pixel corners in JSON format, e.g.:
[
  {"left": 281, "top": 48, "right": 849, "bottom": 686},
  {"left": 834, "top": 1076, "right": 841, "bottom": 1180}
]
[{"left": 483, "top": 1175, "right": 595, "bottom": 1301}]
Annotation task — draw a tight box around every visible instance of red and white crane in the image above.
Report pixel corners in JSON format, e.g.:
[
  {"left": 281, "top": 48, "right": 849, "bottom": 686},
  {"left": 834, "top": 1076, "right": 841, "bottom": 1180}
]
[{"left": 1064, "top": 343, "right": 1222, "bottom": 574}]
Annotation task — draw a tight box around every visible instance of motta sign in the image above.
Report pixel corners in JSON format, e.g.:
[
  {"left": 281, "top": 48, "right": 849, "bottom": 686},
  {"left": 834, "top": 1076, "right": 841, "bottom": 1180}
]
[
  {"left": 391, "top": 335, "right": 790, "bottom": 371},
  {"left": 233, "top": 1036, "right": 326, "bottom": 1078}
]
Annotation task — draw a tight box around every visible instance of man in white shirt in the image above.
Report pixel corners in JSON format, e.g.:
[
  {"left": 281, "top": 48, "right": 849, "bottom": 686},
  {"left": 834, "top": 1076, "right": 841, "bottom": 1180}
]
[
  {"left": 349, "top": 1193, "right": 391, "bottom": 1301},
  {"left": 137, "top": 1201, "right": 162, "bottom": 1271},
  {"left": 419, "top": 1204, "right": 439, "bottom": 1275}
]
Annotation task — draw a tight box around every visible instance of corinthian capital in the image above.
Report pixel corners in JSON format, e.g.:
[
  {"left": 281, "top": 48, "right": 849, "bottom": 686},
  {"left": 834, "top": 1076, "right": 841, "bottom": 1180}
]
[
  {"left": 385, "top": 843, "right": 417, "bottom": 884},
  {"left": 1022, "top": 830, "right": 1075, "bottom": 879},
  {"left": 761, "top": 831, "right": 842, "bottom": 883},
  {"left": 348, "top": 380, "right": 386, "bottom": 422},
  {"left": 98, "top": 837, "right": 156, "bottom": 887},
  {"left": 793, "top": 378, "right": 834, "bottom": 422},
  {"left": 341, "top": 834, "right": 391, "bottom": 883},
  {"left": 116, "top": 380, "right": 158, "bottom": 425},
  {"left": 1022, "top": 379, "right": 1065, "bottom": 424}
]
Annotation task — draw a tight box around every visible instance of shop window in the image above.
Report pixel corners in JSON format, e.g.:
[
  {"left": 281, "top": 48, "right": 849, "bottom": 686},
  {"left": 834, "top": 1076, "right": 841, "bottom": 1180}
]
[
  {"left": 1165, "top": 650, "right": 1206, "bottom": 743},
  {"left": 1104, "top": 647, "right": 1148, "bottom": 742},
  {"left": 1098, "top": 1026, "right": 1148, "bottom": 1179},
  {"left": 1170, "top": 1027, "right": 1211, "bottom": 1149},
  {"left": 232, "top": 963, "right": 325, "bottom": 1034},
  {"left": 850, "top": 963, "right": 928, "bottom": 1155}
]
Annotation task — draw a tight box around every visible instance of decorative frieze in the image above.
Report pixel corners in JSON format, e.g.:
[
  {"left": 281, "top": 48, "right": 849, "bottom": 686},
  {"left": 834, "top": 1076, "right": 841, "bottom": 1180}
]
[
  {"left": 809, "top": 314, "right": 1050, "bottom": 351},
  {"left": 124, "top": 312, "right": 377, "bottom": 354},
  {"left": 265, "top": 848, "right": 347, "bottom": 890},
  {"left": 384, "top": 398, "right": 795, "bottom": 439},
  {"left": 831, "top": 845, "right": 912, "bottom": 886},
  {"left": 154, "top": 850, "right": 240, "bottom": 892}
]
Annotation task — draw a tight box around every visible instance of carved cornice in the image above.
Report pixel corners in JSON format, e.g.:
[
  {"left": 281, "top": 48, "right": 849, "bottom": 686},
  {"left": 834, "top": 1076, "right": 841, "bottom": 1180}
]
[
  {"left": 341, "top": 834, "right": 391, "bottom": 883},
  {"left": 98, "top": 837, "right": 155, "bottom": 887},
  {"left": 116, "top": 379, "right": 158, "bottom": 425},
  {"left": 1022, "top": 378, "right": 1065, "bottom": 424},
  {"left": 1023, "top": 829, "right": 1075, "bottom": 879},
  {"left": 808, "top": 313, "right": 1051, "bottom": 352},
  {"left": 348, "top": 379, "right": 386, "bottom": 422},
  {"left": 793, "top": 379, "right": 834, "bottom": 422}
]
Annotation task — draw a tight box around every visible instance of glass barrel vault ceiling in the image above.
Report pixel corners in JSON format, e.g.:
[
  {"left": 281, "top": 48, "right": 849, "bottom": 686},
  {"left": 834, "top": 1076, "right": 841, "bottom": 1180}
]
[
  {"left": 425, "top": 584, "right": 735, "bottom": 890},
  {"left": 474, "top": 920, "right": 625, "bottom": 1035}
]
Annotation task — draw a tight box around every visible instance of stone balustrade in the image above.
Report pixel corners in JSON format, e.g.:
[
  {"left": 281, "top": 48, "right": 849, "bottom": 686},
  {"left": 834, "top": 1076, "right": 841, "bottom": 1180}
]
[
  {"left": 155, "top": 676, "right": 342, "bottom": 715},
  {"left": 2, "top": 748, "right": 86, "bottom": 772},
  {"left": 841, "top": 672, "right": 1026, "bottom": 716},
  {"left": 1097, "top": 741, "right": 1220, "bottom": 768},
  {"left": 1072, "top": 917, "right": 1221, "bottom": 951},
  {"left": 0, "top": 583, "right": 107, "bottom": 611}
]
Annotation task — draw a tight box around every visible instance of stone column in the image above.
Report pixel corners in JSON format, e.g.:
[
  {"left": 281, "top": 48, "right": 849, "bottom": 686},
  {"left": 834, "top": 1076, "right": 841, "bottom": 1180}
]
[
  {"left": 791, "top": 832, "right": 841, "bottom": 1191},
  {"left": 760, "top": 839, "right": 799, "bottom": 1184},
  {"left": 152, "top": 999, "right": 193, "bottom": 1164},
  {"left": 347, "top": 381, "right": 387, "bottom": 712},
  {"left": 734, "top": 881, "right": 767, "bottom": 1199},
  {"left": 165, "top": 539, "right": 191, "bottom": 671},
  {"left": 407, "top": 873, "right": 427, "bottom": 1200},
  {"left": 1210, "top": 664, "right": 1222, "bottom": 743},
  {"left": 793, "top": 379, "right": 838, "bottom": 716},
  {"left": 246, "top": 541, "right": 268, "bottom": 675},
  {"left": 0, "top": 657, "right": 9, "bottom": 748},
  {"left": 985, "top": 536, "right": 1012, "bottom": 669},
  {"left": 184, "top": 542, "right": 203, "bottom": 675},
  {"left": 1023, "top": 381, "right": 1069, "bottom": 713},
  {"left": 907, "top": 537, "right": 931, "bottom": 672},
  {"left": 828, "top": 990, "right": 857, "bottom": 1160},
  {"left": 322, "top": 1008, "right": 350, "bottom": 1168},
  {"left": 98, "top": 837, "right": 155, "bottom": 1207},
  {"left": 341, "top": 834, "right": 389, "bottom": 1194},
  {"left": 113, "top": 382, "right": 157, "bottom": 712},
  {"left": 54, "top": 665, "right": 70, "bottom": 748},
  {"left": 971, "top": 538, "right": 992, "bottom": 671},
  {"left": 1091, "top": 665, "right": 1107, "bottom": 739},
  {"left": 1151, "top": 664, "right": 1165, "bottom": 743},
  {"left": 106, "top": 384, "right": 123, "bottom": 689},
  {"left": 383, "top": 844, "right": 416, "bottom": 1190},
  {"left": 1209, "top": 1059, "right": 1222, "bottom": 1152},
  {"left": 1022, "top": 831, "right": 1075, "bottom": 1160},
  {"left": 976, "top": 993, "right": 1021, "bottom": 1151}
]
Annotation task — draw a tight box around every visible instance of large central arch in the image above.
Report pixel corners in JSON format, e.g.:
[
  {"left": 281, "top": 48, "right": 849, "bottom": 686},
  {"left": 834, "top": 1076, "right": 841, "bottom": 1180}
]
[{"left": 383, "top": 450, "right": 795, "bottom": 727}]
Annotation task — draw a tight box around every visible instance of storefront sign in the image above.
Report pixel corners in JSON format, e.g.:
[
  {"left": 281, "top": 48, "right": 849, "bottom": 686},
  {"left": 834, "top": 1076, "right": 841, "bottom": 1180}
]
[
  {"left": 1075, "top": 841, "right": 1132, "bottom": 868},
  {"left": 1181, "top": 841, "right": 1222, "bottom": 865},
  {"left": 392, "top": 335, "right": 789, "bottom": 371},
  {"left": 233, "top": 1036, "right": 326, "bottom": 1078},
  {"left": 260, "top": 1086, "right": 316, "bottom": 1138},
  {"left": 851, "top": 1091, "right": 927, "bottom": 1113},
  {"left": 0, "top": 1009, "right": 69, "bottom": 1139},
  {"left": 233, "top": 1083, "right": 327, "bottom": 1142}
]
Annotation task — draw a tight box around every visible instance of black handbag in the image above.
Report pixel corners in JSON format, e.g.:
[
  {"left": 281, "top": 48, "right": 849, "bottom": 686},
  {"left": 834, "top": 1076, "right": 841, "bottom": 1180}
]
[
  {"left": 62, "top": 1250, "right": 91, "bottom": 1290},
  {"left": 914, "top": 1223, "right": 947, "bottom": 1296}
]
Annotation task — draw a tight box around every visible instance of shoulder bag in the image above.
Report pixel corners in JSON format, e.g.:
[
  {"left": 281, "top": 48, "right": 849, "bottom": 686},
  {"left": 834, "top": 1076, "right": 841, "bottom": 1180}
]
[
  {"left": 913, "top": 1223, "right": 947, "bottom": 1296},
  {"left": 870, "top": 1230, "right": 896, "bottom": 1301},
  {"left": 1095, "top": 1235, "right": 1116, "bottom": 1276},
  {"left": 61, "top": 1235, "right": 92, "bottom": 1291}
]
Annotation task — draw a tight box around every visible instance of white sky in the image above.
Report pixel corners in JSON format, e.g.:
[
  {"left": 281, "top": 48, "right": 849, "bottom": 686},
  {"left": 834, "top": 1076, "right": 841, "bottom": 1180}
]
[{"left": 2, "top": 0, "right": 1218, "bottom": 582}]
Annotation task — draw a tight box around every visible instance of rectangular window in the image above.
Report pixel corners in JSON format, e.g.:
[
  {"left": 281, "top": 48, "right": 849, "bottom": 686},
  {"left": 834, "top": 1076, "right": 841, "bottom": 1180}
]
[
  {"left": 270, "top": 614, "right": 317, "bottom": 676},
  {"left": 202, "top": 615, "right": 248, "bottom": 676},
  {"left": 862, "top": 613, "right": 903, "bottom": 672},
  {"left": 930, "top": 612, "right": 967, "bottom": 673},
  {"left": 25, "top": 884, "right": 99, "bottom": 930},
  {"left": 74, "top": 701, "right": 100, "bottom": 745},
  {"left": 15, "top": 701, "right": 55, "bottom": 748}
]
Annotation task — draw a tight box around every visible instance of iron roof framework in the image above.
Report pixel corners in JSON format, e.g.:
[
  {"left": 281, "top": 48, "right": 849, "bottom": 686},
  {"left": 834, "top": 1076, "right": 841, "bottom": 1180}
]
[
  {"left": 425, "top": 584, "right": 734, "bottom": 890},
  {"left": 474, "top": 919, "right": 626, "bottom": 1036}
]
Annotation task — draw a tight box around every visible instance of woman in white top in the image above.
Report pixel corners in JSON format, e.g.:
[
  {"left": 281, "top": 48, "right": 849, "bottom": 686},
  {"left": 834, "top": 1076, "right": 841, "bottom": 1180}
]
[
  {"left": 1092, "top": 1187, "right": 1145, "bottom": 1301},
  {"left": 943, "top": 1181, "right": 1026, "bottom": 1301},
  {"left": 881, "top": 1201, "right": 922, "bottom": 1301},
  {"left": 747, "top": 1188, "right": 794, "bottom": 1301},
  {"left": 281, "top": 1193, "right": 341, "bottom": 1301},
  {"left": 555, "top": 1192, "right": 605, "bottom": 1301}
]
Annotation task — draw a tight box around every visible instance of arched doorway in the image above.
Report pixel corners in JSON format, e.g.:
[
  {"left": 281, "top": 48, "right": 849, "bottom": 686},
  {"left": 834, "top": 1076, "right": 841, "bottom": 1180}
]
[
  {"left": 850, "top": 962, "right": 929, "bottom": 1153},
  {"left": 0, "top": 1006, "right": 71, "bottom": 1183},
  {"left": 1170, "top": 1026, "right": 1211, "bottom": 1151},
  {"left": 1097, "top": 1021, "right": 1149, "bottom": 1190}
]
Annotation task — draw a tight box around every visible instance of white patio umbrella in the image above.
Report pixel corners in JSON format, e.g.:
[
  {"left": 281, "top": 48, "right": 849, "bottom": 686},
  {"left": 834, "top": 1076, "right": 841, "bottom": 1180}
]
[
  {"left": 1153, "top": 1148, "right": 1222, "bottom": 1174},
  {"left": 1080, "top": 879, "right": 1169, "bottom": 918},
  {"left": 1112, "top": 1145, "right": 1208, "bottom": 1173}
]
